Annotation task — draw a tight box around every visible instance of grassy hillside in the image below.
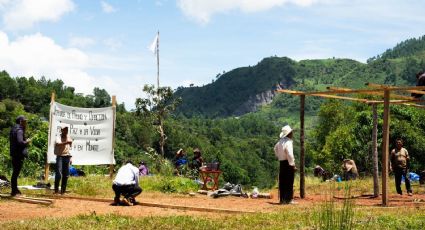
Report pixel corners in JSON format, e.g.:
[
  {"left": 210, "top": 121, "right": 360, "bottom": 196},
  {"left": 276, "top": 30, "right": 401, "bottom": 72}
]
[{"left": 175, "top": 35, "right": 425, "bottom": 118}]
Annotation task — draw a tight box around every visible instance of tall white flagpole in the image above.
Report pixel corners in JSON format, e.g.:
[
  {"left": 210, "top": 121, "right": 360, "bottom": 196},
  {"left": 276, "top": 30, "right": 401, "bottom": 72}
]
[{"left": 156, "top": 31, "right": 160, "bottom": 91}]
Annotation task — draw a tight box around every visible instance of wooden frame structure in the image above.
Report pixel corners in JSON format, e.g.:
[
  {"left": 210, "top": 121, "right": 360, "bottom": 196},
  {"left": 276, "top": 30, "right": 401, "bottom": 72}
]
[{"left": 277, "top": 83, "right": 425, "bottom": 206}]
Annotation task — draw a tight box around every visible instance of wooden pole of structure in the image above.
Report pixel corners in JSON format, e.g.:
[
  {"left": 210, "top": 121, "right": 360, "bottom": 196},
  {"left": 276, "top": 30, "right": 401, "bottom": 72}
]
[
  {"left": 300, "top": 95, "right": 305, "bottom": 198},
  {"left": 110, "top": 95, "right": 116, "bottom": 179},
  {"left": 372, "top": 104, "right": 379, "bottom": 197},
  {"left": 381, "top": 90, "right": 390, "bottom": 206},
  {"left": 44, "top": 92, "right": 55, "bottom": 182}
]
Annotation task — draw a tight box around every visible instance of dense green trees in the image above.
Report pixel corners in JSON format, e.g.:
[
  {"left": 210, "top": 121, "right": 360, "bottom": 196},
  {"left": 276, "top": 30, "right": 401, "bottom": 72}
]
[{"left": 309, "top": 100, "right": 425, "bottom": 175}]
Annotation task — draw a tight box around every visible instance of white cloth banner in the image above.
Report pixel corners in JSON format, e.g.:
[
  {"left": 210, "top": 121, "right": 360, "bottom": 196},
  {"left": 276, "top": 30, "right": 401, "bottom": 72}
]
[{"left": 47, "top": 102, "right": 116, "bottom": 165}]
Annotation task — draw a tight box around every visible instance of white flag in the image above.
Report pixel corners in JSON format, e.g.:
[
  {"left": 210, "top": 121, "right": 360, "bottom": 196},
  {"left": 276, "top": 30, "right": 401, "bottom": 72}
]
[{"left": 149, "top": 33, "right": 158, "bottom": 54}]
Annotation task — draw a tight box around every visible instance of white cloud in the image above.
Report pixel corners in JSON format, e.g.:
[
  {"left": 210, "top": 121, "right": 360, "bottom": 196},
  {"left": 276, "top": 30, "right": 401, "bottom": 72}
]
[
  {"left": 101, "top": 1, "right": 117, "bottom": 13},
  {"left": 2, "top": 0, "right": 74, "bottom": 30},
  {"left": 0, "top": 31, "right": 91, "bottom": 91},
  {"left": 0, "top": 0, "right": 10, "bottom": 9},
  {"left": 69, "top": 36, "right": 96, "bottom": 48},
  {"left": 177, "top": 0, "right": 326, "bottom": 24},
  {"left": 0, "top": 31, "right": 143, "bottom": 108}
]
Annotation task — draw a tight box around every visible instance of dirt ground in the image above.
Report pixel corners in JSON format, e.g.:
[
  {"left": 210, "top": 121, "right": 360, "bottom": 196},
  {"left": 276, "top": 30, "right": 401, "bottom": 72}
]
[{"left": 1, "top": 190, "right": 424, "bottom": 222}]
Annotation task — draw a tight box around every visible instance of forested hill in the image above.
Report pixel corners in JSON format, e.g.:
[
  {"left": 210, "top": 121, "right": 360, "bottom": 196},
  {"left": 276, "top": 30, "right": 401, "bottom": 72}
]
[{"left": 175, "top": 35, "right": 425, "bottom": 118}]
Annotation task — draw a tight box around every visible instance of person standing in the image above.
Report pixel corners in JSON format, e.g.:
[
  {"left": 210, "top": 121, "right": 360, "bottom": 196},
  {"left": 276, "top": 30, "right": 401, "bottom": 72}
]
[
  {"left": 9, "top": 115, "right": 31, "bottom": 196},
  {"left": 54, "top": 124, "right": 73, "bottom": 195},
  {"left": 390, "top": 138, "right": 413, "bottom": 196},
  {"left": 274, "top": 125, "right": 296, "bottom": 204},
  {"left": 112, "top": 160, "right": 142, "bottom": 206}
]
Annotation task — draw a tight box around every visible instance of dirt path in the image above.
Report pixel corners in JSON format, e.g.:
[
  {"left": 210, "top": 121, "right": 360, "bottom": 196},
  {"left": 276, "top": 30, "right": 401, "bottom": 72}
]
[{"left": 0, "top": 190, "right": 424, "bottom": 222}]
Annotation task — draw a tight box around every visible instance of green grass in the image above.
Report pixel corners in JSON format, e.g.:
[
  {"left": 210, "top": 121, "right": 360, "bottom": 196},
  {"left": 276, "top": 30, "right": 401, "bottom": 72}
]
[
  {"left": 2, "top": 176, "right": 425, "bottom": 229},
  {"left": 2, "top": 206, "right": 424, "bottom": 230},
  {"left": 12, "top": 175, "right": 200, "bottom": 198}
]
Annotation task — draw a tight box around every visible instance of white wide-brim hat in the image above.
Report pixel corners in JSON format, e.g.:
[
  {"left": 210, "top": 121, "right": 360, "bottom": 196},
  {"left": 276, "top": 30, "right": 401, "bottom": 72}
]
[{"left": 279, "top": 125, "right": 293, "bottom": 138}]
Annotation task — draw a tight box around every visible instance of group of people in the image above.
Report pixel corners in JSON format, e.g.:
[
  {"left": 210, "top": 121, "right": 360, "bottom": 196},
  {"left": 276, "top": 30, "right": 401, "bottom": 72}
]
[
  {"left": 174, "top": 147, "right": 203, "bottom": 176},
  {"left": 9, "top": 116, "right": 73, "bottom": 196},
  {"left": 273, "top": 124, "right": 418, "bottom": 205},
  {"left": 6, "top": 114, "right": 421, "bottom": 205}
]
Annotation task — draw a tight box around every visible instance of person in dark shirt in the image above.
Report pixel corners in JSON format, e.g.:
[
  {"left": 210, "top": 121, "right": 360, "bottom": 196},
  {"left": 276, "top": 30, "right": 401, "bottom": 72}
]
[
  {"left": 9, "top": 115, "right": 31, "bottom": 196},
  {"left": 191, "top": 148, "right": 203, "bottom": 175},
  {"left": 411, "top": 71, "right": 425, "bottom": 98}
]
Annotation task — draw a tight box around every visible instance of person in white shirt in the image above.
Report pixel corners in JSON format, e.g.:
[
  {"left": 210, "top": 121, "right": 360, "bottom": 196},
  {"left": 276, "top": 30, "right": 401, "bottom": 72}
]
[
  {"left": 54, "top": 124, "right": 73, "bottom": 195},
  {"left": 274, "top": 125, "right": 296, "bottom": 204},
  {"left": 112, "top": 160, "right": 142, "bottom": 206}
]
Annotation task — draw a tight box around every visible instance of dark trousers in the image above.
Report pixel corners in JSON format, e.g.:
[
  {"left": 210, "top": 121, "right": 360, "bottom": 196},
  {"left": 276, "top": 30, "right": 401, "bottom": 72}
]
[
  {"left": 11, "top": 157, "right": 24, "bottom": 195},
  {"left": 279, "top": 160, "right": 295, "bottom": 203},
  {"left": 394, "top": 168, "right": 412, "bottom": 194},
  {"left": 112, "top": 184, "right": 142, "bottom": 200},
  {"left": 55, "top": 156, "right": 71, "bottom": 194}
]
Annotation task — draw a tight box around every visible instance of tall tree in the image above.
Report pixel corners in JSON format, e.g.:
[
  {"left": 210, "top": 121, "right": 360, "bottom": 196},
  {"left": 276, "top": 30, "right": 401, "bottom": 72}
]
[{"left": 135, "top": 84, "right": 181, "bottom": 156}]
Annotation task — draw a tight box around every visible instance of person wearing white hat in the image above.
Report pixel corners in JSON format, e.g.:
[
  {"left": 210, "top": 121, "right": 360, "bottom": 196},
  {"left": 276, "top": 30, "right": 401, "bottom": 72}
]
[
  {"left": 54, "top": 123, "right": 73, "bottom": 194},
  {"left": 274, "top": 125, "right": 296, "bottom": 204}
]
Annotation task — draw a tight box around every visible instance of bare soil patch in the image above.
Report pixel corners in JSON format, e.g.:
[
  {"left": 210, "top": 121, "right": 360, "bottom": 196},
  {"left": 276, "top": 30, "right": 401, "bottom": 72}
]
[{"left": 0, "top": 190, "right": 424, "bottom": 222}]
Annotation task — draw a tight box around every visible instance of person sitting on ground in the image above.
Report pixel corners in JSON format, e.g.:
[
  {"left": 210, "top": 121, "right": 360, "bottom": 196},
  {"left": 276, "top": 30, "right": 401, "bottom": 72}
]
[
  {"left": 342, "top": 159, "right": 358, "bottom": 180},
  {"left": 174, "top": 148, "right": 188, "bottom": 175},
  {"left": 112, "top": 160, "right": 142, "bottom": 206},
  {"left": 314, "top": 165, "right": 331, "bottom": 182},
  {"left": 138, "top": 161, "right": 149, "bottom": 176},
  {"left": 412, "top": 71, "right": 425, "bottom": 98},
  {"left": 190, "top": 148, "right": 203, "bottom": 173},
  {"left": 69, "top": 164, "right": 85, "bottom": 177},
  {"left": 420, "top": 170, "right": 425, "bottom": 185}
]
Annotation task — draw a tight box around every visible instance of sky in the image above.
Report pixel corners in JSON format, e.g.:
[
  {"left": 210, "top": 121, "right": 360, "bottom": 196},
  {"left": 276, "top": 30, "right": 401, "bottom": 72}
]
[{"left": 0, "top": 0, "right": 425, "bottom": 109}]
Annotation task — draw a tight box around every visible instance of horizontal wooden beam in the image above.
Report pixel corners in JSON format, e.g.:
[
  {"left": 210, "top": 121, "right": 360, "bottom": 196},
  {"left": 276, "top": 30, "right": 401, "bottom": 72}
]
[
  {"left": 366, "top": 83, "right": 425, "bottom": 95},
  {"left": 299, "top": 85, "right": 425, "bottom": 96},
  {"left": 42, "top": 195, "right": 254, "bottom": 214},
  {"left": 0, "top": 194, "right": 54, "bottom": 205},
  {"left": 327, "top": 86, "right": 415, "bottom": 100},
  {"left": 276, "top": 89, "right": 304, "bottom": 95},
  {"left": 401, "top": 103, "right": 425, "bottom": 109},
  {"left": 277, "top": 89, "right": 369, "bottom": 102},
  {"left": 313, "top": 94, "right": 369, "bottom": 103},
  {"left": 367, "top": 99, "right": 425, "bottom": 104}
]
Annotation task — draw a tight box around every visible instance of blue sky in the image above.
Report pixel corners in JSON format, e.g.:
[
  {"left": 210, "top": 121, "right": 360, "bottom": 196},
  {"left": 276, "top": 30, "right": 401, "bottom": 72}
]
[{"left": 0, "top": 0, "right": 425, "bottom": 109}]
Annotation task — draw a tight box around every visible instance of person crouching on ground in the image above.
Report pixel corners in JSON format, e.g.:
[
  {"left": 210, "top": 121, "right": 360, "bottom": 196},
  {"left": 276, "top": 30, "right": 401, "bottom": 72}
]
[
  {"left": 390, "top": 138, "right": 413, "bottom": 196},
  {"left": 274, "top": 125, "right": 297, "bottom": 205},
  {"left": 54, "top": 124, "right": 73, "bottom": 195},
  {"left": 112, "top": 160, "right": 142, "bottom": 206}
]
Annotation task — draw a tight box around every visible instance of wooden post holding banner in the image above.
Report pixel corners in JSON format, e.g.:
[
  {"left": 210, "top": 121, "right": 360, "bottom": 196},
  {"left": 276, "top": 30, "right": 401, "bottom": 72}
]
[
  {"left": 300, "top": 95, "right": 305, "bottom": 198},
  {"left": 372, "top": 104, "right": 379, "bottom": 197},
  {"left": 45, "top": 92, "right": 55, "bottom": 182},
  {"left": 110, "top": 95, "right": 116, "bottom": 179},
  {"left": 381, "top": 90, "right": 390, "bottom": 206}
]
